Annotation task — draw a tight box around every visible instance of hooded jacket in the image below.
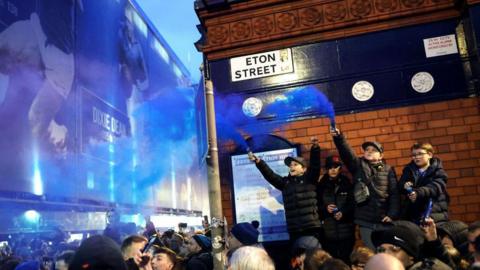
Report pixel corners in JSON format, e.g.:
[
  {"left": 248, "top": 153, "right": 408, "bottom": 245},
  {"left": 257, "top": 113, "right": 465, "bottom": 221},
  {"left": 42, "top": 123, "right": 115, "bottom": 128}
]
[{"left": 399, "top": 157, "right": 449, "bottom": 224}]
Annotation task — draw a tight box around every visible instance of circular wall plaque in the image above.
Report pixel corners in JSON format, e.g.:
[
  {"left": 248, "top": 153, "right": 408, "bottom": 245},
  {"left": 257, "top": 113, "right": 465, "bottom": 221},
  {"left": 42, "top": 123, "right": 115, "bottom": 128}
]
[
  {"left": 411, "top": 72, "right": 434, "bottom": 93},
  {"left": 352, "top": 81, "right": 374, "bottom": 101},
  {"left": 242, "top": 97, "right": 263, "bottom": 117}
]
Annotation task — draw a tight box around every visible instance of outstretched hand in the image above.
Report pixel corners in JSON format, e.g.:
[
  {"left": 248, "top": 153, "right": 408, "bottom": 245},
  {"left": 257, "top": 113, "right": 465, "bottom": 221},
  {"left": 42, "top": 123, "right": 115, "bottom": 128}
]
[
  {"left": 421, "top": 217, "right": 437, "bottom": 241},
  {"left": 330, "top": 127, "right": 340, "bottom": 137},
  {"left": 248, "top": 151, "right": 259, "bottom": 163}
]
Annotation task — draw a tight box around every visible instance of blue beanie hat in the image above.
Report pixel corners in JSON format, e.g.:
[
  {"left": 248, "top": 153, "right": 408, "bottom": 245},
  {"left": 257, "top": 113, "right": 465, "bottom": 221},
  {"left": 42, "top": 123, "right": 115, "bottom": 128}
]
[
  {"left": 231, "top": 222, "right": 259, "bottom": 245},
  {"left": 192, "top": 234, "right": 212, "bottom": 252}
]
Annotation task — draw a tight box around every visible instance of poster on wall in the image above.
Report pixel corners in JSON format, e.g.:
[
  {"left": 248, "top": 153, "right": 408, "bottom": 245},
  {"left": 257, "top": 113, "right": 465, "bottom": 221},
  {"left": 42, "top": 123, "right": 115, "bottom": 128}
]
[
  {"left": 0, "top": 0, "right": 209, "bottom": 214},
  {"left": 231, "top": 148, "right": 296, "bottom": 242}
]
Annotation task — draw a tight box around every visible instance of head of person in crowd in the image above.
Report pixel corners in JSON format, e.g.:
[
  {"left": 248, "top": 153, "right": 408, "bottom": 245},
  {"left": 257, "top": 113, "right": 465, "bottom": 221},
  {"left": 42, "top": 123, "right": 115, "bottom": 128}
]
[
  {"left": 227, "top": 222, "right": 259, "bottom": 250},
  {"left": 54, "top": 250, "right": 75, "bottom": 270},
  {"left": 120, "top": 235, "right": 147, "bottom": 261},
  {"left": 1, "top": 255, "right": 22, "bottom": 270},
  {"left": 372, "top": 221, "right": 425, "bottom": 268},
  {"left": 437, "top": 220, "right": 469, "bottom": 256},
  {"left": 361, "top": 141, "right": 384, "bottom": 164},
  {"left": 284, "top": 156, "right": 307, "bottom": 177},
  {"left": 469, "top": 221, "right": 480, "bottom": 254},
  {"left": 409, "top": 258, "right": 453, "bottom": 270},
  {"left": 151, "top": 247, "right": 177, "bottom": 270},
  {"left": 364, "top": 253, "right": 405, "bottom": 270},
  {"left": 304, "top": 248, "right": 332, "bottom": 270},
  {"left": 443, "top": 245, "right": 469, "bottom": 270},
  {"left": 474, "top": 235, "right": 480, "bottom": 264},
  {"left": 167, "top": 233, "right": 184, "bottom": 255},
  {"left": 144, "top": 220, "right": 157, "bottom": 239},
  {"left": 350, "top": 246, "right": 374, "bottom": 270},
  {"left": 161, "top": 230, "right": 184, "bottom": 254},
  {"left": 410, "top": 143, "right": 434, "bottom": 170},
  {"left": 319, "top": 258, "right": 350, "bottom": 270},
  {"left": 227, "top": 246, "right": 274, "bottom": 270},
  {"left": 325, "top": 155, "right": 342, "bottom": 179},
  {"left": 69, "top": 235, "right": 127, "bottom": 270},
  {"left": 106, "top": 209, "right": 121, "bottom": 225},
  {"left": 291, "top": 236, "right": 322, "bottom": 270},
  {"left": 185, "top": 234, "right": 211, "bottom": 256}
]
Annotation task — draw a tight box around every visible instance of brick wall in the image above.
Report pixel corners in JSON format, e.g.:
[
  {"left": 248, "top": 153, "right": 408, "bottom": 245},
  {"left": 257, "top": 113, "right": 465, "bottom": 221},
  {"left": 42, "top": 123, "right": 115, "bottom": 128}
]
[{"left": 219, "top": 97, "right": 480, "bottom": 225}]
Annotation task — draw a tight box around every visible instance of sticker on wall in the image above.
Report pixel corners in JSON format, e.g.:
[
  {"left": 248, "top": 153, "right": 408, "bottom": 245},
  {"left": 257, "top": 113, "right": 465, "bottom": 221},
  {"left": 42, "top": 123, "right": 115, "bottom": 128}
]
[
  {"left": 411, "top": 72, "right": 434, "bottom": 93},
  {"left": 352, "top": 81, "right": 374, "bottom": 101},
  {"left": 242, "top": 97, "right": 263, "bottom": 117}
]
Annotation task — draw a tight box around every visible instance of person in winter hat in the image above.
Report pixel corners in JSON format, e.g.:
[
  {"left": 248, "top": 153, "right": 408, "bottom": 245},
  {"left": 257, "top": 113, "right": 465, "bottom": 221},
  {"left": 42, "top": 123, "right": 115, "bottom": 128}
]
[
  {"left": 227, "top": 222, "right": 259, "bottom": 250},
  {"left": 69, "top": 235, "right": 128, "bottom": 270},
  {"left": 372, "top": 221, "right": 425, "bottom": 268},
  {"left": 437, "top": 220, "right": 469, "bottom": 257},
  {"left": 184, "top": 234, "right": 212, "bottom": 270}
]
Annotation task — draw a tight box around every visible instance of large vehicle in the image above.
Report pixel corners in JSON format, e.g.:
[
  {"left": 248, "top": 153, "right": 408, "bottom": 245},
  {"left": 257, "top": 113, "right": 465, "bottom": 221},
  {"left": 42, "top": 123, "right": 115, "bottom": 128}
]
[{"left": 0, "top": 0, "right": 208, "bottom": 234}]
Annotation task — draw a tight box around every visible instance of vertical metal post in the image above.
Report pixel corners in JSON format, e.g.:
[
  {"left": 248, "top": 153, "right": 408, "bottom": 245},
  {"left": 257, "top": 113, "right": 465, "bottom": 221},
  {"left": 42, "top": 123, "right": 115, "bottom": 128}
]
[{"left": 204, "top": 77, "right": 224, "bottom": 269}]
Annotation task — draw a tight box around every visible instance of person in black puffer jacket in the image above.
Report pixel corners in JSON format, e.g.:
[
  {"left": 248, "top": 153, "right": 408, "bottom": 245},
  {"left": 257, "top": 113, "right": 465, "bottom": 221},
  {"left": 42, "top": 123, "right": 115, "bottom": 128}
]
[
  {"left": 330, "top": 127, "right": 400, "bottom": 250},
  {"left": 317, "top": 155, "right": 355, "bottom": 264},
  {"left": 249, "top": 138, "right": 321, "bottom": 241},
  {"left": 399, "top": 142, "right": 449, "bottom": 225}
]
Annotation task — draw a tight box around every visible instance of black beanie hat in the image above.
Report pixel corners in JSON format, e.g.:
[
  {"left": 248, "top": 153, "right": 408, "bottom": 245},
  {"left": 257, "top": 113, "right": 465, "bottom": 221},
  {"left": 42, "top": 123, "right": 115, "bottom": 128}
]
[
  {"left": 372, "top": 221, "right": 425, "bottom": 260},
  {"left": 437, "top": 220, "right": 469, "bottom": 249},
  {"left": 69, "top": 235, "right": 127, "bottom": 270}
]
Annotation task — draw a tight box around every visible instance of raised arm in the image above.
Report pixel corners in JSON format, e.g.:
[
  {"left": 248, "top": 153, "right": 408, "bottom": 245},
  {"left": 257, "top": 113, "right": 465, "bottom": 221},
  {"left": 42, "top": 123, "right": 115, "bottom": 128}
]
[
  {"left": 307, "top": 137, "right": 321, "bottom": 184},
  {"left": 249, "top": 152, "right": 285, "bottom": 191},
  {"left": 330, "top": 128, "right": 360, "bottom": 175}
]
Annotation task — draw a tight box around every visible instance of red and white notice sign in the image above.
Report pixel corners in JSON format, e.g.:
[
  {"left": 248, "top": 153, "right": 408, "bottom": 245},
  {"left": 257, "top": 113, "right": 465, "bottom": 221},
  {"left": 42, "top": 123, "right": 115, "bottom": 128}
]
[{"left": 423, "top": 34, "right": 458, "bottom": 58}]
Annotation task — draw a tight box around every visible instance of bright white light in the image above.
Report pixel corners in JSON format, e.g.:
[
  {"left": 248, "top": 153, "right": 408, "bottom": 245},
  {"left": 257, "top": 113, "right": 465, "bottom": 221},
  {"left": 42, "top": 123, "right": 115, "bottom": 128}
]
[
  {"left": 187, "top": 177, "right": 192, "bottom": 211},
  {"left": 87, "top": 171, "right": 95, "bottom": 189},
  {"left": 24, "top": 210, "right": 40, "bottom": 223},
  {"left": 32, "top": 149, "right": 43, "bottom": 196},
  {"left": 152, "top": 40, "right": 169, "bottom": 63},
  {"left": 133, "top": 12, "right": 148, "bottom": 38},
  {"left": 172, "top": 64, "right": 182, "bottom": 78},
  {"left": 171, "top": 158, "right": 176, "bottom": 209}
]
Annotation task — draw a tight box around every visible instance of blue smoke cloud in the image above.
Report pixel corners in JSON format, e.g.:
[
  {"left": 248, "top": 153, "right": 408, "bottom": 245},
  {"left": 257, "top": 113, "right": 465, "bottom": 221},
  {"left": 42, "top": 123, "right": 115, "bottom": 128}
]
[
  {"left": 214, "top": 85, "right": 336, "bottom": 151},
  {"left": 263, "top": 85, "right": 335, "bottom": 126}
]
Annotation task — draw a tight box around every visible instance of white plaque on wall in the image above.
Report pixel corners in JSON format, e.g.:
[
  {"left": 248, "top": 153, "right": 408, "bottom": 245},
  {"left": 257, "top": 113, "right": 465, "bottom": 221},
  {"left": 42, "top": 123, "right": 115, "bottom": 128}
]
[
  {"left": 411, "top": 72, "right": 434, "bottom": 93},
  {"left": 230, "top": 49, "right": 294, "bottom": 82},
  {"left": 352, "top": 81, "right": 374, "bottom": 102},
  {"left": 242, "top": 97, "right": 263, "bottom": 117},
  {"left": 423, "top": 34, "right": 458, "bottom": 58}
]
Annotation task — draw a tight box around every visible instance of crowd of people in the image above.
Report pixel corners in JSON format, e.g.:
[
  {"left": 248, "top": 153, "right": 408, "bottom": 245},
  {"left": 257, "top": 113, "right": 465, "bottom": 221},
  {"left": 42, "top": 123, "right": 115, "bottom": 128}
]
[{"left": 0, "top": 127, "right": 480, "bottom": 270}]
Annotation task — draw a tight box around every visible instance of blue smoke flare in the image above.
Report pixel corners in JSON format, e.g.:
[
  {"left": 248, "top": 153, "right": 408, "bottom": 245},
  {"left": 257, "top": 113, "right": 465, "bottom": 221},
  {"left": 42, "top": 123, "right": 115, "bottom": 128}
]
[{"left": 214, "top": 85, "right": 336, "bottom": 151}]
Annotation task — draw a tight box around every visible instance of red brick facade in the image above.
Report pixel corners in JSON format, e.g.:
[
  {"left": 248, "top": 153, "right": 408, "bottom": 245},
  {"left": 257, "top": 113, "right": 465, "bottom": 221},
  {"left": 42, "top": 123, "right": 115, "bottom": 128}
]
[{"left": 219, "top": 97, "right": 480, "bottom": 224}]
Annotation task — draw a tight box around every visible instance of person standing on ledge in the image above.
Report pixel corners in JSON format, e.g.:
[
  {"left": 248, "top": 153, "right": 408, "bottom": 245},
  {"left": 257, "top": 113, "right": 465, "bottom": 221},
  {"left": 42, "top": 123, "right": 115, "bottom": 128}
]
[
  {"left": 330, "top": 127, "right": 400, "bottom": 249},
  {"left": 248, "top": 137, "right": 322, "bottom": 243}
]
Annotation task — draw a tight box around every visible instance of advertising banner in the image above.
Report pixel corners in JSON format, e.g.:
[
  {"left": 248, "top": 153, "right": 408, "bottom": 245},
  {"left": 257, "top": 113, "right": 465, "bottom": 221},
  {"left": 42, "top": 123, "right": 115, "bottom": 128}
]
[{"left": 231, "top": 148, "right": 296, "bottom": 242}]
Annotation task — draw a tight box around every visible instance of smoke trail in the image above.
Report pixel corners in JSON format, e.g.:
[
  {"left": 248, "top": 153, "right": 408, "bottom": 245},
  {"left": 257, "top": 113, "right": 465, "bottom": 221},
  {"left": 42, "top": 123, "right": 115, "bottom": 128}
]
[
  {"left": 214, "top": 94, "right": 250, "bottom": 151},
  {"left": 263, "top": 85, "right": 335, "bottom": 126},
  {"left": 214, "top": 85, "right": 336, "bottom": 151}
]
